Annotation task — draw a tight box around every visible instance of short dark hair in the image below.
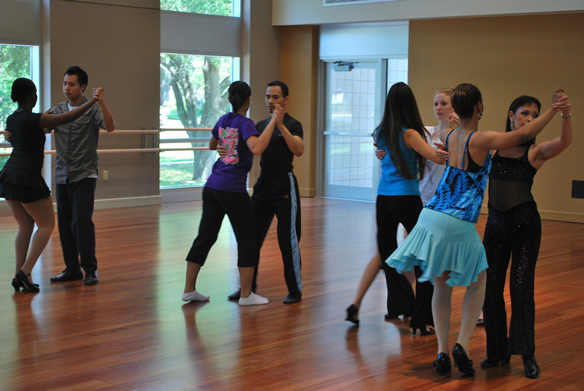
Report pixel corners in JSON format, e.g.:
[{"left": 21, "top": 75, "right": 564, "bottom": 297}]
[
  {"left": 451, "top": 83, "right": 483, "bottom": 119},
  {"left": 11, "top": 78, "right": 36, "bottom": 103},
  {"left": 267, "top": 80, "right": 289, "bottom": 97},
  {"left": 228, "top": 81, "right": 252, "bottom": 112},
  {"left": 64, "top": 66, "right": 88, "bottom": 91},
  {"left": 505, "top": 95, "right": 541, "bottom": 132}
]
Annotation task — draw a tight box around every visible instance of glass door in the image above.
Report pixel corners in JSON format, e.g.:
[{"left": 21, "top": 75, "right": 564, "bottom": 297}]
[{"left": 323, "top": 60, "right": 386, "bottom": 201}]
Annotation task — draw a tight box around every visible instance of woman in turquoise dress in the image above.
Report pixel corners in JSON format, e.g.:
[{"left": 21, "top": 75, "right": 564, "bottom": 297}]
[{"left": 386, "top": 83, "right": 568, "bottom": 376}]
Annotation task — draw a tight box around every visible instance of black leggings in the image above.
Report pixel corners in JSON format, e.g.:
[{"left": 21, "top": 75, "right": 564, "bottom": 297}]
[
  {"left": 186, "top": 187, "right": 257, "bottom": 268},
  {"left": 483, "top": 201, "right": 541, "bottom": 357},
  {"left": 377, "top": 195, "right": 434, "bottom": 328}
]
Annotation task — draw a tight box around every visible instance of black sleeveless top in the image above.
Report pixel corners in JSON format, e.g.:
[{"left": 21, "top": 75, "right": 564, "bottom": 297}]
[{"left": 488, "top": 146, "right": 537, "bottom": 212}]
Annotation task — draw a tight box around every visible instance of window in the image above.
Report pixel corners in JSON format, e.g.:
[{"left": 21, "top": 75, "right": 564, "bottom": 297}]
[
  {"left": 387, "top": 57, "right": 408, "bottom": 88},
  {"left": 0, "top": 44, "right": 40, "bottom": 170},
  {"left": 160, "top": 0, "right": 240, "bottom": 17},
  {"left": 159, "top": 54, "right": 238, "bottom": 189}
]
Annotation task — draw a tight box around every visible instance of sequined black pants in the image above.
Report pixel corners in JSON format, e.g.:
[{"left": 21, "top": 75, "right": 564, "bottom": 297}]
[{"left": 483, "top": 201, "right": 541, "bottom": 357}]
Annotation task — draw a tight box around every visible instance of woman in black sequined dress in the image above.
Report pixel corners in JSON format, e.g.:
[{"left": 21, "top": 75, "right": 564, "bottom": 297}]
[{"left": 481, "top": 93, "right": 572, "bottom": 379}]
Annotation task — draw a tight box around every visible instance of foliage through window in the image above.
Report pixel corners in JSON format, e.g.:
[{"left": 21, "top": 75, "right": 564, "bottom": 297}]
[
  {"left": 1, "top": 44, "right": 35, "bottom": 170},
  {"left": 160, "top": 54, "right": 234, "bottom": 189},
  {"left": 160, "top": 0, "right": 236, "bottom": 17}
]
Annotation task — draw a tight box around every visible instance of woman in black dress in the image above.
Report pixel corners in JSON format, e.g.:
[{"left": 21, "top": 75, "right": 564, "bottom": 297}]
[
  {"left": 1, "top": 78, "right": 99, "bottom": 292},
  {"left": 481, "top": 93, "right": 572, "bottom": 378}
]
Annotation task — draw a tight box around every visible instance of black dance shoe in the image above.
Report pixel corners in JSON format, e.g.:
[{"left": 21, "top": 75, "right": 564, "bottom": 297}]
[
  {"left": 228, "top": 289, "right": 241, "bottom": 301},
  {"left": 50, "top": 269, "right": 83, "bottom": 282},
  {"left": 481, "top": 355, "right": 511, "bottom": 368},
  {"left": 522, "top": 355, "right": 540, "bottom": 379},
  {"left": 452, "top": 343, "right": 475, "bottom": 375},
  {"left": 433, "top": 352, "right": 451, "bottom": 375},
  {"left": 412, "top": 327, "right": 435, "bottom": 336},
  {"left": 12, "top": 278, "right": 21, "bottom": 292},
  {"left": 345, "top": 304, "right": 359, "bottom": 325},
  {"left": 15, "top": 270, "right": 40, "bottom": 293},
  {"left": 84, "top": 271, "right": 99, "bottom": 286},
  {"left": 283, "top": 291, "right": 302, "bottom": 304}
]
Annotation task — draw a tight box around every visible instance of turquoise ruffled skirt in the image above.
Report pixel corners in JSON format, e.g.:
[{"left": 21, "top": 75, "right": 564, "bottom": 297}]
[{"left": 386, "top": 208, "right": 488, "bottom": 287}]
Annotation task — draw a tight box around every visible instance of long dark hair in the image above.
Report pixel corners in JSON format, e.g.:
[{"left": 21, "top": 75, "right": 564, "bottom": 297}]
[
  {"left": 228, "top": 81, "right": 251, "bottom": 113},
  {"left": 374, "top": 82, "right": 428, "bottom": 179}
]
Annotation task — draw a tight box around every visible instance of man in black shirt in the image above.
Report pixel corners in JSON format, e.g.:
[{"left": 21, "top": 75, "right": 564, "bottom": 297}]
[{"left": 229, "top": 81, "right": 304, "bottom": 304}]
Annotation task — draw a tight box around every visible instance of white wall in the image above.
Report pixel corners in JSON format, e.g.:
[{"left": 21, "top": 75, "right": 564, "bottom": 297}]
[
  {"left": 161, "top": 11, "right": 241, "bottom": 56},
  {"left": 273, "top": 0, "right": 584, "bottom": 26},
  {"left": 320, "top": 22, "right": 408, "bottom": 59}
]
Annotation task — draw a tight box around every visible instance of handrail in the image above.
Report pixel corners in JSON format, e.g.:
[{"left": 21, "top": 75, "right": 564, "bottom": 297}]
[
  {"left": 0, "top": 128, "right": 218, "bottom": 157},
  {"left": 161, "top": 128, "right": 212, "bottom": 132}
]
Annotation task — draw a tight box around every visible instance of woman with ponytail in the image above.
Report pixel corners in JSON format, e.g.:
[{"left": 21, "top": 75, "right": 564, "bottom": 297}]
[
  {"left": 182, "top": 81, "right": 282, "bottom": 306},
  {"left": 1, "top": 78, "right": 99, "bottom": 293}
]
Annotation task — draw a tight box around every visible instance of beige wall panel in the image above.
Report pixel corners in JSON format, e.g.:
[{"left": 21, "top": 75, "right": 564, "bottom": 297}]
[
  {"left": 45, "top": 0, "right": 160, "bottom": 200},
  {"left": 409, "top": 13, "right": 584, "bottom": 222},
  {"left": 281, "top": 26, "right": 319, "bottom": 197},
  {"left": 272, "top": 0, "right": 584, "bottom": 26},
  {"left": 242, "top": 0, "right": 282, "bottom": 188}
]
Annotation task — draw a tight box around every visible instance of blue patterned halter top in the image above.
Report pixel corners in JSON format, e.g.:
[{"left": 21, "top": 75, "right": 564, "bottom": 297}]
[{"left": 425, "top": 130, "right": 492, "bottom": 223}]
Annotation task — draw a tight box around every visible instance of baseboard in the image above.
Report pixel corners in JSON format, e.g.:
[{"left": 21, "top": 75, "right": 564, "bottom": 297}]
[
  {"left": 94, "top": 195, "right": 162, "bottom": 210},
  {"left": 299, "top": 187, "right": 316, "bottom": 197},
  {"left": 539, "top": 209, "right": 584, "bottom": 224},
  {"left": 160, "top": 188, "right": 203, "bottom": 203},
  {"left": 479, "top": 204, "right": 584, "bottom": 223}
]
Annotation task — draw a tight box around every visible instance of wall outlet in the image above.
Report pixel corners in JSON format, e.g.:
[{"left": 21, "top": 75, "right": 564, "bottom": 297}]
[
  {"left": 572, "top": 180, "right": 584, "bottom": 199},
  {"left": 103, "top": 170, "right": 109, "bottom": 181}
]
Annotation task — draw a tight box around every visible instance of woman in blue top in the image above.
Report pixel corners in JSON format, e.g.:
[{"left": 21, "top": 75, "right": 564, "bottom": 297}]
[
  {"left": 181, "top": 81, "right": 282, "bottom": 306},
  {"left": 0, "top": 78, "right": 100, "bottom": 293},
  {"left": 346, "top": 82, "right": 444, "bottom": 333},
  {"left": 387, "top": 83, "right": 568, "bottom": 376}
]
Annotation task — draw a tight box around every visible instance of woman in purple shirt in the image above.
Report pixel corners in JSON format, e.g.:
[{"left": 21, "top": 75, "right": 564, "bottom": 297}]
[{"left": 182, "top": 81, "right": 281, "bottom": 306}]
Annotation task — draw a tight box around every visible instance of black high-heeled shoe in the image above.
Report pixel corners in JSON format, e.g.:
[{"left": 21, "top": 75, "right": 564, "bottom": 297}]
[
  {"left": 412, "top": 327, "right": 435, "bottom": 336},
  {"left": 433, "top": 352, "right": 451, "bottom": 375},
  {"left": 11, "top": 278, "right": 21, "bottom": 292},
  {"left": 481, "top": 354, "right": 511, "bottom": 368},
  {"left": 15, "top": 270, "right": 40, "bottom": 293},
  {"left": 345, "top": 304, "right": 359, "bottom": 325},
  {"left": 522, "top": 355, "right": 540, "bottom": 379},
  {"left": 452, "top": 343, "right": 475, "bottom": 375}
]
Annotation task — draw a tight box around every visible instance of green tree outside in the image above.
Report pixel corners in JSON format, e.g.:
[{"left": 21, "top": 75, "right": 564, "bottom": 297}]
[
  {"left": 160, "top": 0, "right": 232, "bottom": 16},
  {"left": 160, "top": 54, "right": 232, "bottom": 188},
  {"left": 159, "top": 1, "right": 235, "bottom": 188},
  {"left": 1, "top": 45, "right": 32, "bottom": 169}
]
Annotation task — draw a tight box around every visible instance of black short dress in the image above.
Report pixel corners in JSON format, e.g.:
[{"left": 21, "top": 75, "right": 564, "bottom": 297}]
[{"left": 0, "top": 109, "right": 50, "bottom": 203}]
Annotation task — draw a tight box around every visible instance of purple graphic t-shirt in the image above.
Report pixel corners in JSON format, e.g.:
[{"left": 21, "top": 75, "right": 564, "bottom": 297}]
[{"left": 205, "top": 112, "right": 258, "bottom": 193}]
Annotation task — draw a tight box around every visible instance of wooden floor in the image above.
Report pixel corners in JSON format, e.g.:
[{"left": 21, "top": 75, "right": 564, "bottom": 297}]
[{"left": 1, "top": 198, "right": 584, "bottom": 390}]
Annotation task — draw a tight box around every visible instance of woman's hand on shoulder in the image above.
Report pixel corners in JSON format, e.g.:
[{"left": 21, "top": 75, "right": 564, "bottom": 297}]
[
  {"left": 448, "top": 113, "right": 460, "bottom": 129},
  {"left": 434, "top": 142, "right": 449, "bottom": 160}
]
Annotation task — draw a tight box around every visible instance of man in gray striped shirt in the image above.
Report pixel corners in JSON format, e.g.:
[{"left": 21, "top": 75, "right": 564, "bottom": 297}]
[{"left": 49, "top": 66, "right": 115, "bottom": 286}]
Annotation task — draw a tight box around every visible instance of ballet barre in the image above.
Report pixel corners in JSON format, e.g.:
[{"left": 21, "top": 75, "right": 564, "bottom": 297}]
[{"left": 0, "top": 128, "right": 217, "bottom": 156}]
